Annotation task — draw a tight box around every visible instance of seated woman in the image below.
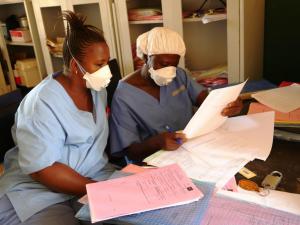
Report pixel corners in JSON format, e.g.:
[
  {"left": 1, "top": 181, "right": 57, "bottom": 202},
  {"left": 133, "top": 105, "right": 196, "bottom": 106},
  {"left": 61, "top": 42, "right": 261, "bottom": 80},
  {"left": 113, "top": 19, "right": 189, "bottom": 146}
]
[
  {"left": 0, "top": 11, "right": 114, "bottom": 225},
  {"left": 109, "top": 27, "right": 242, "bottom": 163}
]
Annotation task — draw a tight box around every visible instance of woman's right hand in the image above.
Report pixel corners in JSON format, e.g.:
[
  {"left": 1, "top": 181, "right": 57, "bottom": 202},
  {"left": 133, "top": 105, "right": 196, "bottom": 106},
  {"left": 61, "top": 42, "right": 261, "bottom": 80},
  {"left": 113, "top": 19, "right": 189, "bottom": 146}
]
[{"left": 157, "top": 132, "right": 187, "bottom": 151}]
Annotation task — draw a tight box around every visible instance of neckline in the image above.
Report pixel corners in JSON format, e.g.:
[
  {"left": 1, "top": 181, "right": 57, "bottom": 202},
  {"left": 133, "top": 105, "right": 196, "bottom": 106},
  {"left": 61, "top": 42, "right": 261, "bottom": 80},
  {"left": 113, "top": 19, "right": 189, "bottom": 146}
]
[
  {"left": 119, "top": 80, "right": 166, "bottom": 106},
  {"left": 50, "top": 74, "right": 97, "bottom": 121}
]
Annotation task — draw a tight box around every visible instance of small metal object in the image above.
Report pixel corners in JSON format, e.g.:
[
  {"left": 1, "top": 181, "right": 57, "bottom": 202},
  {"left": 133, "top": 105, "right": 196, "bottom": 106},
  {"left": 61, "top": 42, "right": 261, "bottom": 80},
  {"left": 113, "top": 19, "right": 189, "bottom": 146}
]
[{"left": 261, "top": 171, "right": 283, "bottom": 190}]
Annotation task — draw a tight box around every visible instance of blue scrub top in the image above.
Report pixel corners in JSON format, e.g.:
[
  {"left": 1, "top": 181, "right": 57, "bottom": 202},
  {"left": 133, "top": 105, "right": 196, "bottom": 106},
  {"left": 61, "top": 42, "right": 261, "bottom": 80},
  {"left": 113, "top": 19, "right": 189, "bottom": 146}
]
[
  {"left": 0, "top": 74, "right": 113, "bottom": 222},
  {"left": 109, "top": 68, "right": 206, "bottom": 160}
]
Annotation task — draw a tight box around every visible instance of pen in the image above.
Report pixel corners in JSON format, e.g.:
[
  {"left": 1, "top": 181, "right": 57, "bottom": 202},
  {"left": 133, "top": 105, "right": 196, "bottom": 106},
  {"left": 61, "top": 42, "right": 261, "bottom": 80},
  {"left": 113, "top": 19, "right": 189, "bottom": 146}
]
[{"left": 165, "top": 125, "right": 183, "bottom": 145}]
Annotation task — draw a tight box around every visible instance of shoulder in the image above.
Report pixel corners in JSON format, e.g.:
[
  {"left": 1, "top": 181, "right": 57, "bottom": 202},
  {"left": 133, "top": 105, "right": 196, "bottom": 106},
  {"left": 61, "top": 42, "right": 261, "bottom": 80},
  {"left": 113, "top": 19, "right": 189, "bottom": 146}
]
[
  {"left": 175, "top": 67, "right": 190, "bottom": 84},
  {"left": 122, "top": 70, "right": 142, "bottom": 86},
  {"left": 17, "top": 75, "right": 67, "bottom": 121},
  {"left": 111, "top": 81, "right": 130, "bottom": 105}
]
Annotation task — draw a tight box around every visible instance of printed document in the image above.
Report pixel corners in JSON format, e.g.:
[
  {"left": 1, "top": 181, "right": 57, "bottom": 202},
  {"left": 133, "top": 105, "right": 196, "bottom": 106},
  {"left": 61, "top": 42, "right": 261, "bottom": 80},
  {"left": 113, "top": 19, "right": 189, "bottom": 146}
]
[
  {"left": 184, "top": 81, "right": 247, "bottom": 139},
  {"left": 144, "top": 112, "right": 275, "bottom": 188},
  {"left": 86, "top": 164, "right": 203, "bottom": 223}
]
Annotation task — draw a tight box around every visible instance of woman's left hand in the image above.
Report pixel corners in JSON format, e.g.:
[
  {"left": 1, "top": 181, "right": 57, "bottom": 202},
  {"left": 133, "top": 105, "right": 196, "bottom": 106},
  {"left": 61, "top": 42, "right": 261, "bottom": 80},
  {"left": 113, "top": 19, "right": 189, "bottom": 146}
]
[{"left": 221, "top": 97, "right": 243, "bottom": 117}]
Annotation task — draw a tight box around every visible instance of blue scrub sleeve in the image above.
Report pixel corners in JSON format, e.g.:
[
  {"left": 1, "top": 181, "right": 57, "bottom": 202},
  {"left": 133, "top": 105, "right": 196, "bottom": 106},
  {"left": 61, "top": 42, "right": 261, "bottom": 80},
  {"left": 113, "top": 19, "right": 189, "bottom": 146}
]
[
  {"left": 177, "top": 68, "right": 206, "bottom": 105},
  {"left": 16, "top": 109, "right": 64, "bottom": 174},
  {"left": 109, "top": 97, "right": 141, "bottom": 156}
]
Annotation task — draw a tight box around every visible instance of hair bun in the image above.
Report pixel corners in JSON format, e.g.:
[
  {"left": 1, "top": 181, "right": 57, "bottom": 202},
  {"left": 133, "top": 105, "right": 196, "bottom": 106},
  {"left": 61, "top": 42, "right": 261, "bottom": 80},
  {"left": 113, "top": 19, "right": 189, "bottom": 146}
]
[{"left": 62, "top": 10, "right": 86, "bottom": 32}]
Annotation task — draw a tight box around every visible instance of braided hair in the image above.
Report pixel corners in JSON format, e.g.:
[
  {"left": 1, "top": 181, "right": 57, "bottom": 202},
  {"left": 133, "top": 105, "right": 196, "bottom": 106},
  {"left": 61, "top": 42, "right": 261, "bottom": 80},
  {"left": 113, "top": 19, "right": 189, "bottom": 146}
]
[{"left": 61, "top": 11, "right": 106, "bottom": 75}]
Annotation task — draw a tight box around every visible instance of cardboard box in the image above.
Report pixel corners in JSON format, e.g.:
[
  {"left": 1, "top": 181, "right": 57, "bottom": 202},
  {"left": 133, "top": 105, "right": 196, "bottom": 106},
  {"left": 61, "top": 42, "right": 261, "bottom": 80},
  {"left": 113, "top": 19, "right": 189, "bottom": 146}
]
[{"left": 15, "top": 58, "right": 40, "bottom": 87}]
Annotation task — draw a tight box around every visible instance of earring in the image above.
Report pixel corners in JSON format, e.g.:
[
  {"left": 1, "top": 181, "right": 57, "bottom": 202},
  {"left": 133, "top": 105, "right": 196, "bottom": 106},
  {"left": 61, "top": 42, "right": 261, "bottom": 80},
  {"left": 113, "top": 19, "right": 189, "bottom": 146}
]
[{"left": 75, "top": 70, "right": 78, "bottom": 75}]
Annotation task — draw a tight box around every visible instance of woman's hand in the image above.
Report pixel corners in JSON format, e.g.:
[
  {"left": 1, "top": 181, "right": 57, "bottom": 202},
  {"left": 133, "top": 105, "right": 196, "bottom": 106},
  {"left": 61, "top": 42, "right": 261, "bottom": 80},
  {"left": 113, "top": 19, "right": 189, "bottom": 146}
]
[
  {"left": 221, "top": 97, "right": 243, "bottom": 116},
  {"left": 158, "top": 132, "right": 187, "bottom": 151},
  {"left": 126, "top": 132, "right": 187, "bottom": 161}
]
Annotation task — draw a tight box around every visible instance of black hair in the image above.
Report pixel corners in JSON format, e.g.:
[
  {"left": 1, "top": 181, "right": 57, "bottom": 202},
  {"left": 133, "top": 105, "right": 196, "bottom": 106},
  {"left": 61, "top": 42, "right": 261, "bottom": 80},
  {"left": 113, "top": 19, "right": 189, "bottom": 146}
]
[{"left": 61, "top": 10, "right": 106, "bottom": 74}]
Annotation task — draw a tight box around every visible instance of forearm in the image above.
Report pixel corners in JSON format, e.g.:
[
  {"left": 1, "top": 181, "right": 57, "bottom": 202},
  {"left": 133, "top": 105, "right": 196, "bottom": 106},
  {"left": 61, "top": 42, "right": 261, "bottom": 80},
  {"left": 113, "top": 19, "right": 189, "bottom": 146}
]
[
  {"left": 30, "top": 162, "right": 95, "bottom": 197},
  {"left": 126, "top": 135, "right": 162, "bottom": 161},
  {"left": 196, "top": 89, "right": 208, "bottom": 106}
]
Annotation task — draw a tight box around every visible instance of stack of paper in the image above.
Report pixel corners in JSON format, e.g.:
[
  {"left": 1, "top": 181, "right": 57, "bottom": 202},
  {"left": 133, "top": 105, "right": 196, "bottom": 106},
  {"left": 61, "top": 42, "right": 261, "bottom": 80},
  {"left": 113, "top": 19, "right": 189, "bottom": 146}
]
[
  {"left": 144, "top": 81, "right": 275, "bottom": 188},
  {"left": 76, "top": 179, "right": 215, "bottom": 225},
  {"left": 86, "top": 164, "right": 203, "bottom": 223},
  {"left": 111, "top": 180, "right": 214, "bottom": 225},
  {"left": 248, "top": 102, "right": 300, "bottom": 127},
  {"left": 145, "top": 112, "right": 274, "bottom": 188}
]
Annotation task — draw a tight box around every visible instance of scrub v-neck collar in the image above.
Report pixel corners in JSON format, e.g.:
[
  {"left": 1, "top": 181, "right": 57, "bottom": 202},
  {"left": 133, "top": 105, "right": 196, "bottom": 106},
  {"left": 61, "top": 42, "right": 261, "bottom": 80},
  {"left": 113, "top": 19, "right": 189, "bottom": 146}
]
[{"left": 119, "top": 80, "right": 167, "bottom": 106}]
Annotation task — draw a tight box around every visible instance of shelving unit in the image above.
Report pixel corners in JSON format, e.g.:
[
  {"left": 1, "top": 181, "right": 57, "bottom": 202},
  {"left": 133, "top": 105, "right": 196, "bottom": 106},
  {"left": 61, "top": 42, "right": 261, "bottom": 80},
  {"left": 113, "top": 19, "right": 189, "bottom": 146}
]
[
  {"left": 0, "top": 0, "right": 46, "bottom": 95},
  {"left": 114, "top": 0, "right": 164, "bottom": 75},
  {"left": 28, "top": 0, "right": 264, "bottom": 83},
  {"left": 32, "top": 1, "right": 67, "bottom": 74},
  {"left": 32, "top": 0, "right": 120, "bottom": 75},
  {"left": 114, "top": 0, "right": 264, "bottom": 83}
]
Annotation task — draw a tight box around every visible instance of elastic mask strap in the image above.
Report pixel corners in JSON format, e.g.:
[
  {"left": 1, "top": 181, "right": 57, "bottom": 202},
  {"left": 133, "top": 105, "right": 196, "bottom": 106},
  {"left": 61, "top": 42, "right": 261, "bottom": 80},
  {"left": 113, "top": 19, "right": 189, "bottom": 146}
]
[{"left": 66, "top": 40, "right": 86, "bottom": 74}]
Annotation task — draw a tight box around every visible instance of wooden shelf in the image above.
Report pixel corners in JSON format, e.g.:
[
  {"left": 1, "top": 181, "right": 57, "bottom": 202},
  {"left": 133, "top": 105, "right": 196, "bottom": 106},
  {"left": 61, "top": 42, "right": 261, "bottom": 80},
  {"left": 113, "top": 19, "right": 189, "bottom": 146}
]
[
  {"left": 0, "top": 0, "right": 23, "bottom": 5},
  {"left": 129, "top": 20, "right": 163, "bottom": 25},
  {"left": 6, "top": 41, "right": 34, "bottom": 46},
  {"left": 183, "top": 16, "right": 227, "bottom": 23},
  {"left": 183, "top": 17, "right": 203, "bottom": 23}
]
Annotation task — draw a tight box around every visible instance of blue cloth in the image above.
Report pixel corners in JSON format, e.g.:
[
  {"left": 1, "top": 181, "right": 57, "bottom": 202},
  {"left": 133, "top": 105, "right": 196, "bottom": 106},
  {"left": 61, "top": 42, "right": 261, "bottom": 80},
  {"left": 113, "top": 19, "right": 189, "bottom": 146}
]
[
  {"left": 109, "top": 68, "right": 205, "bottom": 158},
  {"left": 0, "top": 75, "right": 113, "bottom": 222}
]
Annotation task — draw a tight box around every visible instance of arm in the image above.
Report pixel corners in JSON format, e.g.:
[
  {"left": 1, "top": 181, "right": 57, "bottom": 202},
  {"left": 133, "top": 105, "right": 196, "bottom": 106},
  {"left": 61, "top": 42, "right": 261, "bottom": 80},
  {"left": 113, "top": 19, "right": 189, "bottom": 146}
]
[
  {"left": 30, "top": 162, "right": 95, "bottom": 197},
  {"left": 196, "top": 89, "right": 209, "bottom": 106},
  {"left": 126, "top": 132, "right": 187, "bottom": 161}
]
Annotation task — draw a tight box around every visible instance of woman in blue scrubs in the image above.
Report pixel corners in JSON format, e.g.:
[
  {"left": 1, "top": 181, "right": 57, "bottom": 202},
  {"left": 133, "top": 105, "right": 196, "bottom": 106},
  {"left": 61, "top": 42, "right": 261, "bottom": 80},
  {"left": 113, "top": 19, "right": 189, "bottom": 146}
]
[
  {"left": 0, "top": 11, "right": 114, "bottom": 225},
  {"left": 109, "top": 27, "right": 242, "bottom": 163}
]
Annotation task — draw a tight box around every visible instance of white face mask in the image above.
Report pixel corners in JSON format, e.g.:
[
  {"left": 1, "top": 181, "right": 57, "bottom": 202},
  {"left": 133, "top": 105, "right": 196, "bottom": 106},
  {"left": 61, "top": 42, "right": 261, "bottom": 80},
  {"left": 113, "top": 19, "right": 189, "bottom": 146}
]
[
  {"left": 149, "top": 66, "right": 176, "bottom": 86},
  {"left": 77, "top": 62, "right": 112, "bottom": 91}
]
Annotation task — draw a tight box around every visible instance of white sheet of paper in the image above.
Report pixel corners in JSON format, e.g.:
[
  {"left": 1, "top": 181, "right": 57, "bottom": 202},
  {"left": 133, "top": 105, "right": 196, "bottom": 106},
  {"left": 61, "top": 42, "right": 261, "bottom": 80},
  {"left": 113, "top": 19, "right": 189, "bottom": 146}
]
[
  {"left": 252, "top": 84, "right": 300, "bottom": 113},
  {"left": 144, "top": 112, "right": 275, "bottom": 188},
  {"left": 184, "top": 81, "right": 247, "bottom": 139},
  {"left": 183, "top": 112, "right": 275, "bottom": 161},
  {"left": 144, "top": 147, "right": 249, "bottom": 188},
  {"left": 217, "top": 187, "right": 300, "bottom": 215}
]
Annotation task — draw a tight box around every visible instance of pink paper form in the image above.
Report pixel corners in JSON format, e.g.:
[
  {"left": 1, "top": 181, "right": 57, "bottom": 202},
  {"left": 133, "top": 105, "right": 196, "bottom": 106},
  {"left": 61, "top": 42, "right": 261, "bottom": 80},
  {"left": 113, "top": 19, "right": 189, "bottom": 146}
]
[{"left": 86, "top": 164, "right": 203, "bottom": 223}]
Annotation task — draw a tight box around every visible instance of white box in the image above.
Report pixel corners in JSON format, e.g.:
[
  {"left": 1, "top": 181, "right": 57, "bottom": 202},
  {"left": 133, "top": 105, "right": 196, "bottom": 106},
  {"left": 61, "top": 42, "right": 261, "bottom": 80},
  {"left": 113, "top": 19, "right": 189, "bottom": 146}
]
[{"left": 9, "top": 28, "right": 32, "bottom": 42}]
